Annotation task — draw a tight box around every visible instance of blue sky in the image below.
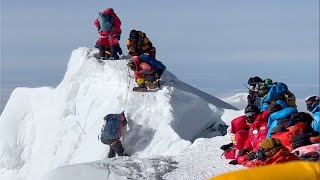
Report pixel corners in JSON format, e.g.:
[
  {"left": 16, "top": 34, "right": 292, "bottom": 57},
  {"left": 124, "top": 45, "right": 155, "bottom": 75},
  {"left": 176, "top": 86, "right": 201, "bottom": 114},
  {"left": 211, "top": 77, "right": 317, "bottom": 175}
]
[{"left": 1, "top": 0, "right": 319, "bottom": 111}]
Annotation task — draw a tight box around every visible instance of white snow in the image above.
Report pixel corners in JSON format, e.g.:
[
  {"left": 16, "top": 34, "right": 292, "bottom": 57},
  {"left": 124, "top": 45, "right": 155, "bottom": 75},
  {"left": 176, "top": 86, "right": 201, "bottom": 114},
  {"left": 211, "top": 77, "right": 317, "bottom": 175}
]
[{"left": 0, "top": 47, "right": 247, "bottom": 180}]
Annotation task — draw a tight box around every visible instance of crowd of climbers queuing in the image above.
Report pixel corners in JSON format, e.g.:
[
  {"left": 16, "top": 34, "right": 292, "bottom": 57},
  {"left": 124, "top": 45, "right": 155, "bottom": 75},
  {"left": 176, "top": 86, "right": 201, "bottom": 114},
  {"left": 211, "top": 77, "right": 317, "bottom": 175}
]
[
  {"left": 220, "top": 76, "right": 320, "bottom": 167},
  {"left": 94, "top": 8, "right": 167, "bottom": 157},
  {"left": 93, "top": 8, "right": 320, "bottom": 162}
]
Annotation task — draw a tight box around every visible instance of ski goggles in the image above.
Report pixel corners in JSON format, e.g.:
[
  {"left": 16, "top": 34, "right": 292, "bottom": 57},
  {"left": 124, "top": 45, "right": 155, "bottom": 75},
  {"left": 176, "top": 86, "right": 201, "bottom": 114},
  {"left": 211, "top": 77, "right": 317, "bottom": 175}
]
[{"left": 305, "top": 99, "right": 319, "bottom": 111}]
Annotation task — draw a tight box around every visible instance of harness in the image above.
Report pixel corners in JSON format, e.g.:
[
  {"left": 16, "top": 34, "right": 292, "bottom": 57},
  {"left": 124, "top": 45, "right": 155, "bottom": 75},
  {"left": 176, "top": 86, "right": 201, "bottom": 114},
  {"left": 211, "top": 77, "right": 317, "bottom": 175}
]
[{"left": 100, "top": 34, "right": 117, "bottom": 38}]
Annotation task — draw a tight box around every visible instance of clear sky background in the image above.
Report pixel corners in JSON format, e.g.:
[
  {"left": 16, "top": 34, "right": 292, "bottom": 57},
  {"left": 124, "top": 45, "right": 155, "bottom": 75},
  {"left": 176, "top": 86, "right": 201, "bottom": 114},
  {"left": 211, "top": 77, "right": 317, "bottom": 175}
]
[{"left": 1, "top": 0, "right": 319, "bottom": 112}]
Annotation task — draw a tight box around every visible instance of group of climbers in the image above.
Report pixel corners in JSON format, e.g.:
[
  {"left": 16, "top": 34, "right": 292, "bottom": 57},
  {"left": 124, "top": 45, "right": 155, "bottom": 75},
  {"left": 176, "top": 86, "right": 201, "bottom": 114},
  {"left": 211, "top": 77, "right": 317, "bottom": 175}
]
[
  {"left": 220, "top": 76, "right": 320, "bottom": 167},
  {"left": 94, "top": 8, "right": 165, "bottom": 92},
  {"left": 94, "top": 8, "right": 167, "bottom": 157},
  {"left": 93, "top": 8, "right": 320, "bottom": 165},
  {"left": 94, "top": 8, "right": 156, "bottom": 61}
]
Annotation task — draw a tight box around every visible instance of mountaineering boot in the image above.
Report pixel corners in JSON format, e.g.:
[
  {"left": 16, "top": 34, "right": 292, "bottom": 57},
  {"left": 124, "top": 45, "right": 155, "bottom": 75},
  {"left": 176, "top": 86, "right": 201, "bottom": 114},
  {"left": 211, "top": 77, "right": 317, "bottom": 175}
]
[
  {"left": 100, "top": 57, "right": 108, "bottom": 61},
  {"left": 108, "top": 145, "right": 116, "bottom": 158},
  {"left": 111, "top": 141, "right": 129, "bottom": 156},
  {"left": 220, "top": 142, "right": 233, "bottom": 151},
  {"left": 133, "top": 84, "right": 147, "bottom": 92},
  {"left": 117, "top": 46, "right": 123, "bottom": 55},
  {"left": 228, "top": 159, "right": 239, "bottom": 165},
  {"left": 148, "top": 80, "right": 158, "bottom": 89},
  {"left": 133, "top": 86, "right": 147, "bottom": 92}
]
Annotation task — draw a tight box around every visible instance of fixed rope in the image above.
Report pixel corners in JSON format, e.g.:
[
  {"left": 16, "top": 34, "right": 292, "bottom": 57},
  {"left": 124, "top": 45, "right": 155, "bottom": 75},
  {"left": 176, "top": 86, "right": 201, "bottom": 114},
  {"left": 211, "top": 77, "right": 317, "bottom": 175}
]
[
  {"left": 123, "top": 67, "right": 132, "bottom": 113},
  {"left": 65, "top": 105, "right": 90, "bottom": 164},
  {"left": 121, "top": 66, "right": 133, "bottom": 153},
  {"left": 76, "top": 120, "right": 87, "bottom": 135}
]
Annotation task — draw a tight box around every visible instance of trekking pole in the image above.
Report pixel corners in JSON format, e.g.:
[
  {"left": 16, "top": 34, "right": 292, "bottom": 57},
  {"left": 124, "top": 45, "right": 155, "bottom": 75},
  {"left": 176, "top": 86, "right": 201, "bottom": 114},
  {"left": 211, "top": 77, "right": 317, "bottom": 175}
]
[
  {"left": 243, "top": 83, "right": 260, "bottom": 93},
  {"left": 243, "top": 83, "right": 251, "bottom": 90}
]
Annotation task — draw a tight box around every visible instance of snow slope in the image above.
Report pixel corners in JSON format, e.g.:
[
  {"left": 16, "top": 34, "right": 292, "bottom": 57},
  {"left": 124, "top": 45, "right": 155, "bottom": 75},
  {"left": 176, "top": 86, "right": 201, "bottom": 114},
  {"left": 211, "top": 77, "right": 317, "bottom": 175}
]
[
  {"left": 0, "top": 47, "right": 242, "bottom": 180},
  {"left": 43, "top": 110, "right": 244, "bottom": 180}
]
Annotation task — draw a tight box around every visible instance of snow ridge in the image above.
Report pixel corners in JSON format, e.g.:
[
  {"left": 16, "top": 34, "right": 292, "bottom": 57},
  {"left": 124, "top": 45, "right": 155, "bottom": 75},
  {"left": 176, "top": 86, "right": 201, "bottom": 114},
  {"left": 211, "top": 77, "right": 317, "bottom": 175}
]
[{"left": 0, "top": 47, "right": 238, "bottom": 180}]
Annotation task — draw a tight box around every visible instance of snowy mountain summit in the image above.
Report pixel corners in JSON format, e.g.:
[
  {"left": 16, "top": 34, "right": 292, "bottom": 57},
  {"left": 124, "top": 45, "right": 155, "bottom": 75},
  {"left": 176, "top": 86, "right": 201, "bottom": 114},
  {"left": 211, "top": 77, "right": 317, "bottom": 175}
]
[{"left": 0, "top": 47, "right": 241, "bottom": 180}]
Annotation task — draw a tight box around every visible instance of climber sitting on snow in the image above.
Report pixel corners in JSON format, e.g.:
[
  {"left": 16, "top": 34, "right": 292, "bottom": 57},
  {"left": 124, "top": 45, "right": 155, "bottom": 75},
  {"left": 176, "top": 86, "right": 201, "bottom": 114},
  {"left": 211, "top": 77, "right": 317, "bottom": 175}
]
[
  {"left": 221, "top": 105, "right": 265, "bottom": 165},
  {"left": 305, "top": 96, "right": 320, "bottom": 133},
  {"left": 242, "top": 138, "right": 299, "bottom": 167},
  {"left": 221, "top": 103, "right": 284, "bottom": 165},
  {"left": 127, "top": 54, "right": 166, "bottom": 92},
  {"left": 99, "top": 112, "right": 128, "bottom": 158},
  {"left": 247, "top": 76, "right": 273, "bottom": 108}
]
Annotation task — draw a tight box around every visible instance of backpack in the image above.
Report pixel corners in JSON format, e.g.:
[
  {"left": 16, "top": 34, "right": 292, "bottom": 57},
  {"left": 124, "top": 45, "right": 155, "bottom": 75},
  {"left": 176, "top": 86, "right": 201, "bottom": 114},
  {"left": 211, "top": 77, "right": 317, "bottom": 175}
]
[
  {"left": 292, "top": 134, "right": 312, "bottom": 150},
  {"left": 271, "top": 90, "right": 296, "bottom": 108},
  {"left": 98, "top": 12, "right": 114, "bottom": 32},
  {"left": 101, "top": 114, "right": 121, "bottom": 142},
  {"left": 139, "top": 54, "right": 166, "bottom": 77},
  {"left": 283, "top": 91, "right": 297, "bottom": 108}
]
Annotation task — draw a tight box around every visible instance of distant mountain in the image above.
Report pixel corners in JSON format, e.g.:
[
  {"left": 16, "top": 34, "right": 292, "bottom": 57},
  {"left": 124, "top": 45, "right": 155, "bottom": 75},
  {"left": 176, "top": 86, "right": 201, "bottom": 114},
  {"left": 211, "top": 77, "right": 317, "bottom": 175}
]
[{"left": 221, "top": 93, "right": 248, "bottom": 110}]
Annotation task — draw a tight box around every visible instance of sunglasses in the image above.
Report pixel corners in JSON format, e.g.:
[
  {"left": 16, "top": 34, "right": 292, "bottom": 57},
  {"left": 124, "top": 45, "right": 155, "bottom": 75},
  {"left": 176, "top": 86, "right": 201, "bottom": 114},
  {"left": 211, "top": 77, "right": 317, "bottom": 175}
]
[
  {"left": 246, "top": 112, "right": 257, "bottom": 117},
  {"left": 130, "top": 34, "right": 138, "bottom": 40}
]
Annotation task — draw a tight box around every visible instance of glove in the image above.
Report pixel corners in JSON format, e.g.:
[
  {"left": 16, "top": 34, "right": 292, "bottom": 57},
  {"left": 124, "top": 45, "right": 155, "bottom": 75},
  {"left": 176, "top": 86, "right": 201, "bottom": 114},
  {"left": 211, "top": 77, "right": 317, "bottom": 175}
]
[
  {"left": 220, "top": 143, "right": 233, "bottom": 151},
  {"left": 116, "top": 34, "right": 121, "bottom": 40},
  {"left": 120, "top": 112, "right": 127, "bottom": 127},
  {"left": 238, "top": 149, "right": 250, "bottom": 156},
  {"left": 228, "top": 160, "right": 238, "bottom": 165},
  {"left": 122, "top": 119, "right": 127, "bottom": 127},
  {"left": 247, "top": 152, "right": 256, "bottom": 160},
  {"left": 267, "top": 103, "right": 282, "bottom": 114}
]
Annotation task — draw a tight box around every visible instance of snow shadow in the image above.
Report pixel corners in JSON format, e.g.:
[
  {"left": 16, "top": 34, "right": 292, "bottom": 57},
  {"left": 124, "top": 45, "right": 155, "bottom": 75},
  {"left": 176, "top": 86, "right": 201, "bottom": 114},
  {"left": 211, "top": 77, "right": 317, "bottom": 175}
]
[
  {"left": 168, "top": 79, "right": 230, "bottom": 142},
  {"left": 165, "top": 72, "right": 238, "bottom": 111},
  {"left": 93, "top": 52, "right": 130, "bottom": 61},
  {"left": 170, "top": 100, "right": 228, "bottom": 142},
  {"left": 121, "top": 118, "right": 155, "bottom": 156}
]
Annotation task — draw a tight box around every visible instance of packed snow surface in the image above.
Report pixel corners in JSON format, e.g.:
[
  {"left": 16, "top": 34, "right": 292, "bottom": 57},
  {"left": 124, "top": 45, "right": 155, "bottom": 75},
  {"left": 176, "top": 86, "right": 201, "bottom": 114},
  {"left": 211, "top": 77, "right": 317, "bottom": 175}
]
[{"left": 0, "top": 48, "right": 245, "bottom": 180}]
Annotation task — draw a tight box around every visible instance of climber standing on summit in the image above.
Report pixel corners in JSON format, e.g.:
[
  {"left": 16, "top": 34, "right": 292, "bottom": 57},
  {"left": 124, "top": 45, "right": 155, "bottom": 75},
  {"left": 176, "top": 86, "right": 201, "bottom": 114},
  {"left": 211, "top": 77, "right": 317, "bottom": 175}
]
[{"left": 94, "top": 8, "right": 123, "bottom": 60}]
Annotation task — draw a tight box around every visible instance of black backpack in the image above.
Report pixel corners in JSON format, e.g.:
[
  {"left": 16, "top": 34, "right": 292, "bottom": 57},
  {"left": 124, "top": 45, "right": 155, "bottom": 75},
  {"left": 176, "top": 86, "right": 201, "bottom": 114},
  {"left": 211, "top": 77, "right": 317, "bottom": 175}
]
[{"left": 292, "top": 134, "right": 312, "bottom": 150}]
